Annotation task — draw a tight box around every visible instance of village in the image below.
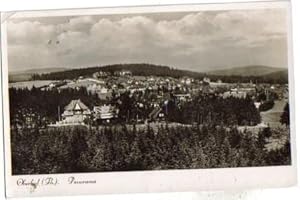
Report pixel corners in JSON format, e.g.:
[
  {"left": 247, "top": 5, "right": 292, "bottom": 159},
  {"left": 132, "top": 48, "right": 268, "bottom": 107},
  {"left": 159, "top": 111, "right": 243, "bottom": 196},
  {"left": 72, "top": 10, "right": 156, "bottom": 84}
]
[
  {"left": 11, "top": 69, "right": 287, "bottom": 128},
  {"left": 5, "top": 5, "right": 293, "bottom": 177}
]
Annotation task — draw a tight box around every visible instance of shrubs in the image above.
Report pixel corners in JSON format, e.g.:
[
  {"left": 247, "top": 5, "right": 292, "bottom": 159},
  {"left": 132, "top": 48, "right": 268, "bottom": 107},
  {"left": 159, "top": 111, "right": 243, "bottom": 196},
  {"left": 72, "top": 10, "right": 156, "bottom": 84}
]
[{"left": 11, "top": 125, "right": 291, "bottom": 174}]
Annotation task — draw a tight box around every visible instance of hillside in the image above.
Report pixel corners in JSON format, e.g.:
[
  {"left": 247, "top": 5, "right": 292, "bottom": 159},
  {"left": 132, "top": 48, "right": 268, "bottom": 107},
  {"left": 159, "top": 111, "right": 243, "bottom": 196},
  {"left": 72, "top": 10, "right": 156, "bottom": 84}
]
[
  {"left": 207, "top": 65, "right": 287, "bottom": 77},
  {"left": 261, "top": 69, "right": 289, "bottom": 83},
  {"left": 9, "top": 67, "right": 68, "bottom": 82},
  {"left": 9, "top": 74, "right": 33, "bottom": 83},
  {"left": 13, "top": 67, "right": 68, "bottom": 74},
  {"left": 29, "top": 63, "right": 288, "bottom": 84},
  {"left": 32, "top": 64, "right": 206, "bottom": 80}
]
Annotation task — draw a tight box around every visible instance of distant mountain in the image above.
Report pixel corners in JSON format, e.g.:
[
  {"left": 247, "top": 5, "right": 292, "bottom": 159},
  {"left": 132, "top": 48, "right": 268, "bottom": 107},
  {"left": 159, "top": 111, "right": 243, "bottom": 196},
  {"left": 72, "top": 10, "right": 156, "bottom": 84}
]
[
  {"left": 261, "top": 69, "right": 289, "bottom": 83},
  {"left": 207, "top": 65, "right": 287, "bottom": 77},
  {"left": 9, "top": 68, "right": 69, "bottom": 82}
]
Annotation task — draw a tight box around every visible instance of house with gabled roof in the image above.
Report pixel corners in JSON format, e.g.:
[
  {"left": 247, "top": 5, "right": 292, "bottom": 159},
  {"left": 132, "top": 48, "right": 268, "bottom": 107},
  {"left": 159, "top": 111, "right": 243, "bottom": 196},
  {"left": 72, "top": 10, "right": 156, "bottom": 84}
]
[{"left": 60, "top": 99, "right": 91, "bottom": 124}]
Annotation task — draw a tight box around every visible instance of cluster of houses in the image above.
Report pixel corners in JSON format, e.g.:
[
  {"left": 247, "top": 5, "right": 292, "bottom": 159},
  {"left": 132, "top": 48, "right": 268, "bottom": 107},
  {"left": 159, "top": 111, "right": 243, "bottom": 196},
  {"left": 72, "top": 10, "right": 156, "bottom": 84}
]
[
  {"left": 53, "top": 99, "right": 118, "bottom": 126},
  {"left": 53, "top": 98, "right": 166, "bottom": 126},
  {"left": 92, "top": 70, "right": 132, "bottom": 78},
  {"left": 37, "top": 69, "right": 288, "bottom": 126},
  {"left": 222, "top": 87, "right": 255, "bottom": 99}
]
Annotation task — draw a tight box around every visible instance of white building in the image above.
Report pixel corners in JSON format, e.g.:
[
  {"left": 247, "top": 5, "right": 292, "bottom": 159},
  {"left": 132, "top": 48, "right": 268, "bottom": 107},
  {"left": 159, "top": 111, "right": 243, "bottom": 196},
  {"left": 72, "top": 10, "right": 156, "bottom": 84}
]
[
  {"left": 93, "top": 104, "right": 118, "bottom": 123},
  {"left": 60, "top": 99, "right": 91, "bottom": 125}
]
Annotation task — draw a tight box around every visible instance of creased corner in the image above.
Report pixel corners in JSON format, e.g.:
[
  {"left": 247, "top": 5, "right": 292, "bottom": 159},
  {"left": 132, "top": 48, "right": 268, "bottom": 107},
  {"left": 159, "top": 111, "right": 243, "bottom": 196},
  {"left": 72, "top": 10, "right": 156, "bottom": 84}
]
[{"left": 1, "top": 12, "right": 16, "bottom": 24}]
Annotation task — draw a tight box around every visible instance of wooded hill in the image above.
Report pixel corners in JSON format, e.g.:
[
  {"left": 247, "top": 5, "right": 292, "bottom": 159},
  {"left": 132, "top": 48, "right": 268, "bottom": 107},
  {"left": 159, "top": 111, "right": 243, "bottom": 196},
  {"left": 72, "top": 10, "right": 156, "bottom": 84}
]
[
  {"left": 31, "top": 64, "right": 202, "bottom": 80},
  {"left": 31, "top": 63, "right": 288, "bottom": 84}
]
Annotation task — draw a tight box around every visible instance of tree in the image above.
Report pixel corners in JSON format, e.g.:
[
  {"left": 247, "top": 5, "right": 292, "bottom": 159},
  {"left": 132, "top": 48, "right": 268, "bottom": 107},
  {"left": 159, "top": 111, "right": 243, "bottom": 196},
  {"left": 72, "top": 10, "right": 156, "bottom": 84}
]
[
  {"left": 280, "top": 103, "right": 290, "bottom": 126},
  {"left": 259, "top": 100, "right": 275, "bottom": 112}
]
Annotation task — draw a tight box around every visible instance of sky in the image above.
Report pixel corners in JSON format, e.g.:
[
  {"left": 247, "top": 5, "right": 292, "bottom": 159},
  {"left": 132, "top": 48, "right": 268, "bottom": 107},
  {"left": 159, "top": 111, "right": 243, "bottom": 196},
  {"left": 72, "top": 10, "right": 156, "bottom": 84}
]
[{"left": 6, "top": 8, "right": 288, "bottom": 72}]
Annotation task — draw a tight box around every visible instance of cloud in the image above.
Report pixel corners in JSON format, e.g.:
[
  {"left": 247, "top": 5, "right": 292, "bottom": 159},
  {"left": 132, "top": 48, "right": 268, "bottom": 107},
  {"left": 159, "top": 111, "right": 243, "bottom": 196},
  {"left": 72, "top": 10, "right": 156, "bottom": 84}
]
[
  {"left": 7, "top": 8, "right": 288, "bottom": 72},
  {"left": 66, "top": 16, "right": 97, "bottom": 32},
  {"left": 7, "top": 21, "right": 57, "bottom": 45}
]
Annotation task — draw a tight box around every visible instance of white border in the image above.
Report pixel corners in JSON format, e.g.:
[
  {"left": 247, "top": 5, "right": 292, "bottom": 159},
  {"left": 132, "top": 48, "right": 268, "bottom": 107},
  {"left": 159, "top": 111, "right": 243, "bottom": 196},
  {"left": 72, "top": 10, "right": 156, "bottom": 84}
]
[
  {"left": 1, "top": 1, "right": 297, "bottom": 198},
  {"left": 2, "top": 0, "right": 292, "bottom": 19}
]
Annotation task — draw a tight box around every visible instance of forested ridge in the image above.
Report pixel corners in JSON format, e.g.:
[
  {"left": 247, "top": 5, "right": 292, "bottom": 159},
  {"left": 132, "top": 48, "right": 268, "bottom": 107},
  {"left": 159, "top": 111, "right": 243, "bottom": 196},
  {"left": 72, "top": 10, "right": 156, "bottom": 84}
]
[{"left": 31, "top": 63, "right": 288, "bottom": 84}]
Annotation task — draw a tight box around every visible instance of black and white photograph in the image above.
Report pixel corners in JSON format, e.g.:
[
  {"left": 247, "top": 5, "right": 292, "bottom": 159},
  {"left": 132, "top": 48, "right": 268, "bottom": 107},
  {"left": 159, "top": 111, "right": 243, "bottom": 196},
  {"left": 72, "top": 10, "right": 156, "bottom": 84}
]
[{"left": 0, "top": 0, "right": 296, "bottom": 197}]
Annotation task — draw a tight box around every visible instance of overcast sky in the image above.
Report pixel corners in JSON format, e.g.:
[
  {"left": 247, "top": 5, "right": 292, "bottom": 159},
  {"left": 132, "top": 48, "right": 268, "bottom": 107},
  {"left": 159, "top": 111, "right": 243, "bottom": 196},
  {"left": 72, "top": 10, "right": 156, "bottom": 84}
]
[{"left": 7, "top": 8, "right": 288, "bottom": 72}]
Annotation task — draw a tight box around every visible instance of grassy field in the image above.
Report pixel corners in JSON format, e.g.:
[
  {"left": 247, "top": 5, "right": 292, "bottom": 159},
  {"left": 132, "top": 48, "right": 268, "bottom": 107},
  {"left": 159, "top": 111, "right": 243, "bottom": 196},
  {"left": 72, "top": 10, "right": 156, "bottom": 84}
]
[{"left": 9, "top": 80, "right": 55, "bottom": 89}]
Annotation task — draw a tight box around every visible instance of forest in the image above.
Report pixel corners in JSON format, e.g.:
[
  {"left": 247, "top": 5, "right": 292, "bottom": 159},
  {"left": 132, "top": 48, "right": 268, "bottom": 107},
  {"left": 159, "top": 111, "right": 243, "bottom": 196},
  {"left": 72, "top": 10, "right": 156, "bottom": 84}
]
[
  {"left": 11, "top": 124, "right": 291, "bottom": 174},
  {"left": 165, "top": 94, "right": 261, "bottom": 125}
]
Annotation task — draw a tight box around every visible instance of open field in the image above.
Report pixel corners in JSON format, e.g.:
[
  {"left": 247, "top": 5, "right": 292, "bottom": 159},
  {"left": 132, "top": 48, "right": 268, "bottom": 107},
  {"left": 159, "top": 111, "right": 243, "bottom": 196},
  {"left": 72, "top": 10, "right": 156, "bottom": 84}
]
[{"left": 9, "top": 80, "right": 54, "bottom": 89}]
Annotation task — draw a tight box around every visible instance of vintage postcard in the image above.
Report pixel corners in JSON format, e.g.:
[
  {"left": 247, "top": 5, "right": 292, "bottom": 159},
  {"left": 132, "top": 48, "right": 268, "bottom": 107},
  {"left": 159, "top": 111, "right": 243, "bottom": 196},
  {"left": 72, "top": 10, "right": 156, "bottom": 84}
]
[{"left": 0, "top": 0, "right": 297, "bottom": 198}]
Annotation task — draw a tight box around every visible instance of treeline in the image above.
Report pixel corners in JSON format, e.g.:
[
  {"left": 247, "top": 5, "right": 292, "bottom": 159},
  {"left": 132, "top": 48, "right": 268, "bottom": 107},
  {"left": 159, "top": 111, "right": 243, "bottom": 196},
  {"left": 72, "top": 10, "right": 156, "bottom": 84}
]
[
  {"left": 11, "top": 124, "right": 291, "bottom": 174},
  {"left": 31, "top": 63, "right": 288, "bottom": 84},
  {"left": 165, "top": 94, "right": 261, "bottom": 126}
]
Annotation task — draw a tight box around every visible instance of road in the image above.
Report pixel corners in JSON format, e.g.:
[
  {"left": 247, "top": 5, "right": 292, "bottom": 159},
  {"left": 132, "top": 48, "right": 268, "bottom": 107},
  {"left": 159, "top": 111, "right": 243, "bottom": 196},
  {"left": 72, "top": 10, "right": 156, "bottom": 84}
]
[{"left": 260, "top": 100, "right": 287, "bottom": 128}]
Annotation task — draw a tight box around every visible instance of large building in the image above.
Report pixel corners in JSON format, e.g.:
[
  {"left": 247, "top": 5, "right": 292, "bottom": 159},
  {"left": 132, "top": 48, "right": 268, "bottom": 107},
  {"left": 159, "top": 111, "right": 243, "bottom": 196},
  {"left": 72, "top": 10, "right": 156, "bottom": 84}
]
[
  {"left": 222, "top": 90, "right": 247, "bottom": 99},
  {"left": 93, "top": 104, "right": 118, "bottom": 123},
  {"left": 60, "top": 99, "right": 91, "bottom": 125}
]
